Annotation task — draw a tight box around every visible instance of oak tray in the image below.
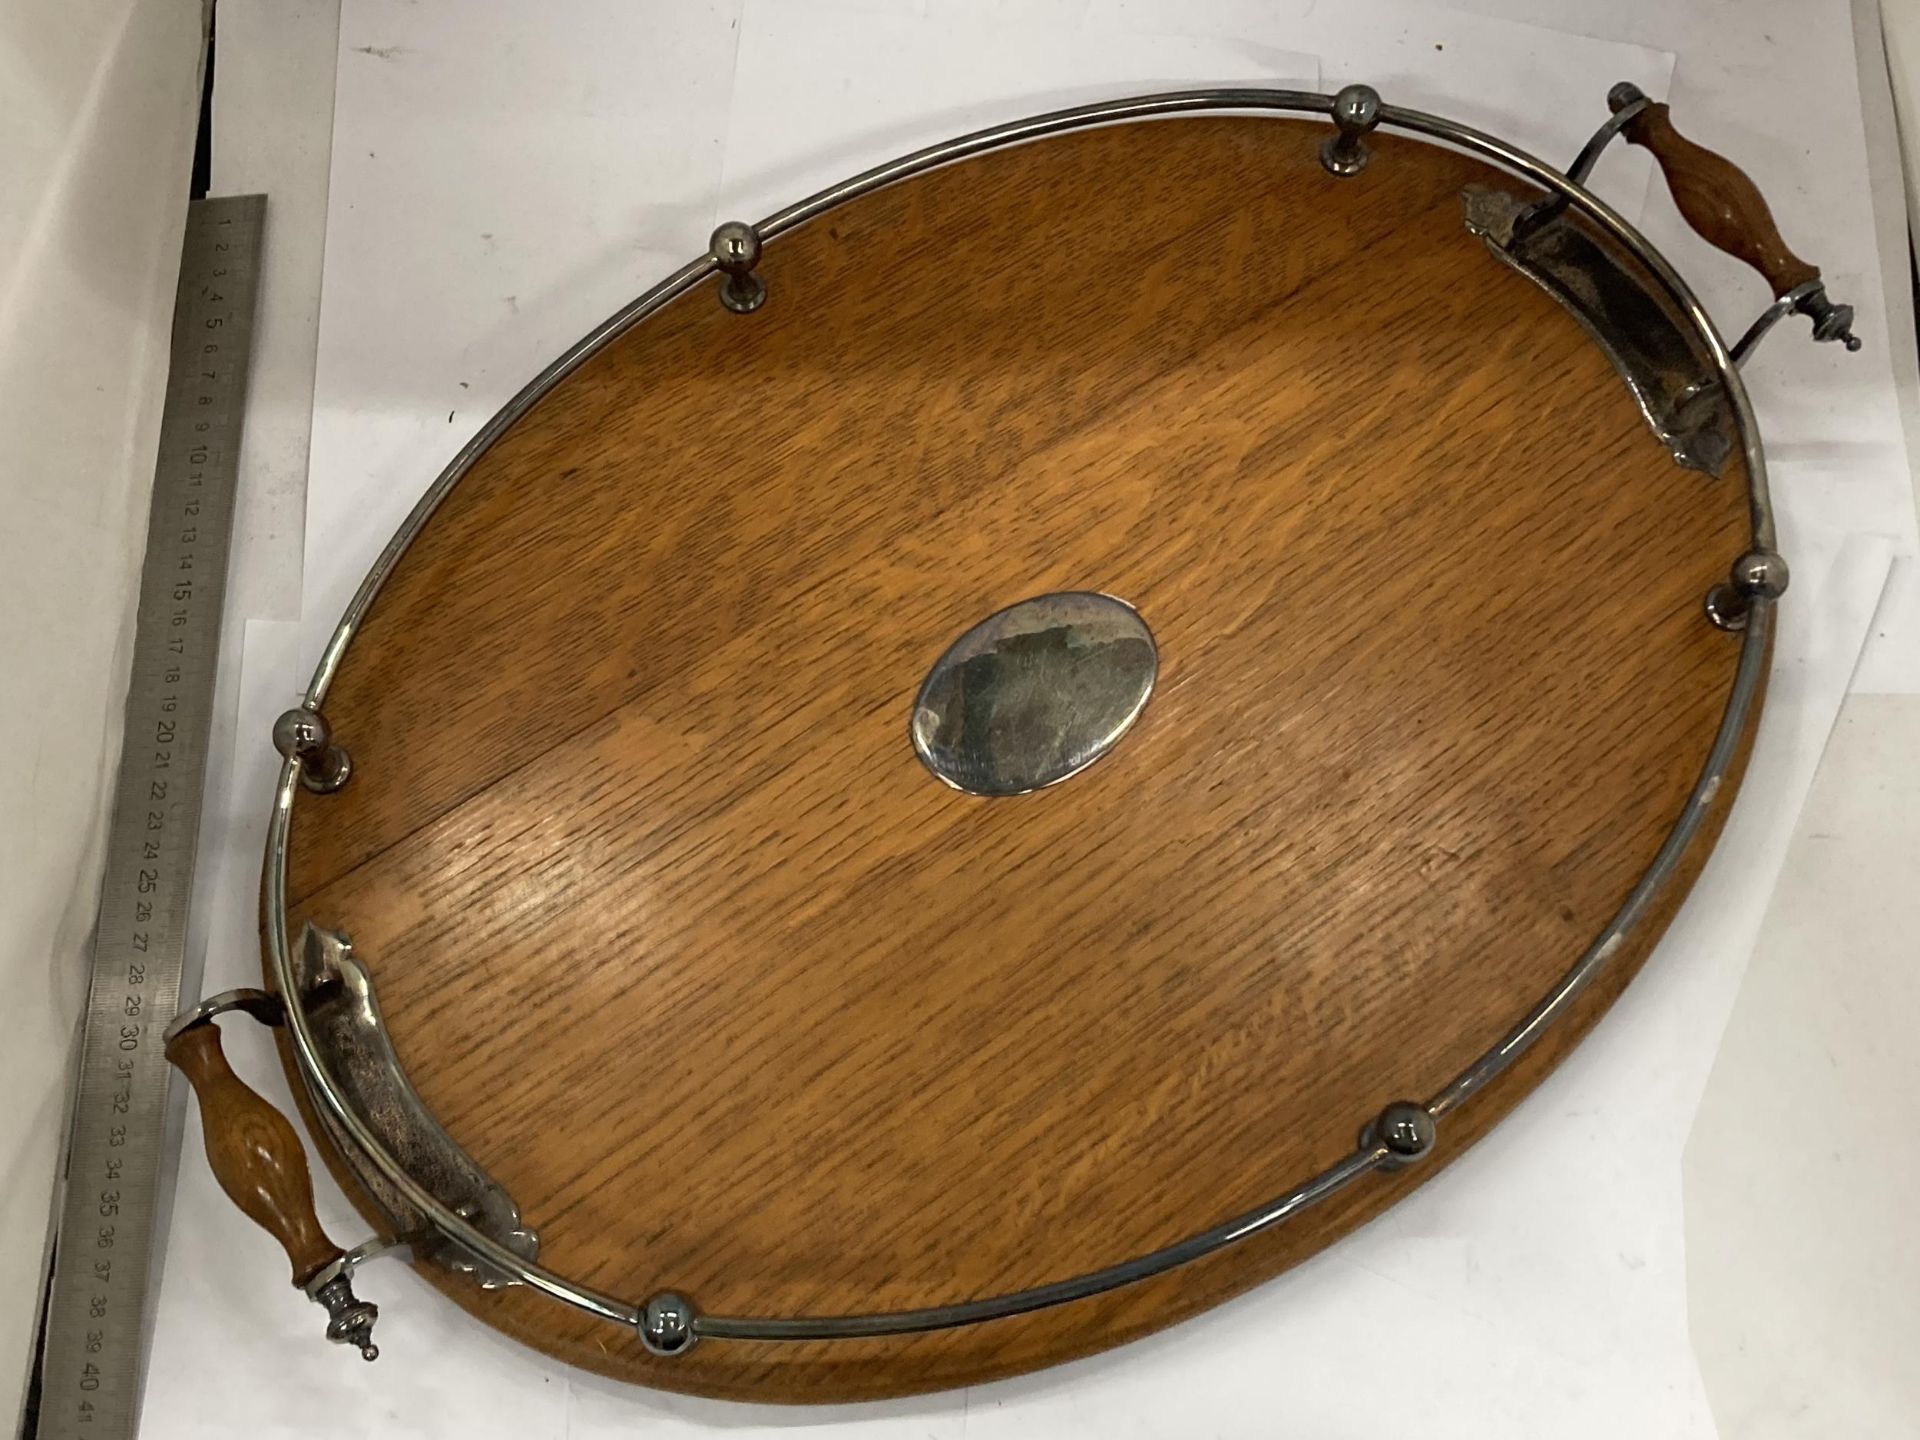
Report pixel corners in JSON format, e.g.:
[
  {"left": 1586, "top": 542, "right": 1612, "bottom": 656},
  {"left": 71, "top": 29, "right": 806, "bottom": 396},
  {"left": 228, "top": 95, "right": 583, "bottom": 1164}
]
[{"left": 166, "top": 83, "right": 1859, "bottom": 1403}]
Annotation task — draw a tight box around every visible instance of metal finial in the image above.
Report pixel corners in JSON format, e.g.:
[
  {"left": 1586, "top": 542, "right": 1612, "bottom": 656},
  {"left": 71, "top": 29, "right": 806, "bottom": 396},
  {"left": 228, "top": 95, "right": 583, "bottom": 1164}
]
[
  {"left": 273, "top": 707, "right": 353, "bottom": 794},
  {"left": 1705, "top": 550, "right": 1790, "bottom": 632},
  {"left": 1607, "top": 81, "right": 1648, "bottom": 114},
  {"left": 310, "top": 1272, "right": 380, "bottom": 1360},
  {"left": 639, "top": 1291, "right": 698, "bottom": 1356},
  {"left": 1320, "top": 84, "right": 1381, "bottom": 176},
  {"left": 1801, "top": 290, "right": 1861, "bottom": 352},
  {"left": 709, "top": 221, "right": 766, "bottom": 314},
  {"left": 1365, "top": 1100, "right": 1437, "bottom": 1169}
]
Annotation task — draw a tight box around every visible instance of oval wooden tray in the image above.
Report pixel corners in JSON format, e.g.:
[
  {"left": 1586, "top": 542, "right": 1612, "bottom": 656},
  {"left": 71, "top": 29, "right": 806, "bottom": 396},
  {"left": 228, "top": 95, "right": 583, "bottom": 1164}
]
[{"left": 277, "top": 112, "right": 1759, "bottom": 1400}]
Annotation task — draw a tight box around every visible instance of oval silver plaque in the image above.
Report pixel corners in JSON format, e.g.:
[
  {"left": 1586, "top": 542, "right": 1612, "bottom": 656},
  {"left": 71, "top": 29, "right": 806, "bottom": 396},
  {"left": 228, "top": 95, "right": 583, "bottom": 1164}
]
[{"left": 911, "top": 592, "right": 1157, "bottom": 796}]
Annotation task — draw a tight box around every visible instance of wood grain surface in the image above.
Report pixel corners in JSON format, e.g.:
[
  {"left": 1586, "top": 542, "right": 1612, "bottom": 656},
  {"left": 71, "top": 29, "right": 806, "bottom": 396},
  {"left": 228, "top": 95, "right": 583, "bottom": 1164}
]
[
  {"left": 275, "top": 116, "right": 1757, "bottom": 1400},
  {"left": 1623, "top": 100, "right": 1822, "bottom": 295}
]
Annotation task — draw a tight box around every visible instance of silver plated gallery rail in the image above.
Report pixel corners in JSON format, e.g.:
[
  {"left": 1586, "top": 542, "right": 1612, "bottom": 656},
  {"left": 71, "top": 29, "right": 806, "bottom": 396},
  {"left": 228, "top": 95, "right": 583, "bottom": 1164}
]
[{"left": 246, "top": 85, "right": 1797, "bottom": 1354}]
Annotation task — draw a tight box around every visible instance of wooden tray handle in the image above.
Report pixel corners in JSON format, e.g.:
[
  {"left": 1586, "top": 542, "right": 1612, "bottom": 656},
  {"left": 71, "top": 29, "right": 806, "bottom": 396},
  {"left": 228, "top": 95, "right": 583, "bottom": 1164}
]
[
  {"left": 1612, "top": 87, "right": 1817, "bottom": 298},
  {"left": 166, "top": 1017, "right": 345, "bottom": 1287}
]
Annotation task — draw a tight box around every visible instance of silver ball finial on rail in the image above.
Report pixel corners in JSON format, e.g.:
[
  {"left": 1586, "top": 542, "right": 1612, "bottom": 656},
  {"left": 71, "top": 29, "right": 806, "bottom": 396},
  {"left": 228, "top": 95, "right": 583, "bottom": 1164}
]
[
  {"left": 1365, "top": 1100, "right": 1437, "bottom": 1169},
  {"left": 709, "top": 221, "right": 767, "bottom": 314},
  {"left": 639, "top": 1291, "right": 699, "bottom": 1356},
  {"left": 1705, "top": 550, "right": 1789, "bottom": 633},
  {"left": 273, "top": 707, "right": 353, "bottom": 794},
  {"left": 1321, "top": 84, "right": 1382, "bottom": 176}
]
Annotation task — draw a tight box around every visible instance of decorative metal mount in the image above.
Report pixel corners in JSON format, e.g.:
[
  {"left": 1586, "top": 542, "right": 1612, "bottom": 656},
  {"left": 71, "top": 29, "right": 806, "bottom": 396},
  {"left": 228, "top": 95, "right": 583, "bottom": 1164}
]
[
  {"left": 293, "top": 924, "right": 542, "bottom": 1289},
  {"left": 1462, "top": 185, "right": 1735, "bottom": 475},
  {"left": 1319, "top": 84, "right": 1380, "bottom": 176},
  {"left": 1704, "top": 550, "right": 1789, "bottom": 632},
  {"left": 274, "top": 706, "right": 352, "bottom": 793},
  {"left": 709, "top": 221, "right": 767, "bottom": 313},
  {"left": 910, "top": 592, "right": 1158, "bottom": 797}
]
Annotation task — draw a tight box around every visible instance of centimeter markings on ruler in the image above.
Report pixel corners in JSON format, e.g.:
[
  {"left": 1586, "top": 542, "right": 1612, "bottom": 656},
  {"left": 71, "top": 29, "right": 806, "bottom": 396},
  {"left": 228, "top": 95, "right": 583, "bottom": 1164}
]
[{"left": 33, "top": 194, "right": 265, "bottom": 1440}]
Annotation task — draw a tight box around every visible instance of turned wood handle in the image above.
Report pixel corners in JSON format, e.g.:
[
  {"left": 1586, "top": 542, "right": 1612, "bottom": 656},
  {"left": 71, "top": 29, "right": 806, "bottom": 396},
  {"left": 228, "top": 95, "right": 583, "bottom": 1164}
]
[
  {"left": 166, "top": 1020, "right": 345, "bottom": 1287},
  {"left": 1617, "top": 97, "right": 1819, "bottom": 297}
]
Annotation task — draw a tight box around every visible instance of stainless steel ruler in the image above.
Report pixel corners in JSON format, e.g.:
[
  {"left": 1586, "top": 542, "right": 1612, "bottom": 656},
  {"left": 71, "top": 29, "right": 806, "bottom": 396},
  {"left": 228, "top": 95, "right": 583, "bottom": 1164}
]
[{"left": 31, "top": 193, "right": 265, "bottom": 1440}]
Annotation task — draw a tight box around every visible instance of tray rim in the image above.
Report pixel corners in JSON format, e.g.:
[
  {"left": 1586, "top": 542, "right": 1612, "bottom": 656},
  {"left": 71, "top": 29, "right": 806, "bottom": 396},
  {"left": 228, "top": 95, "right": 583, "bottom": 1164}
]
[{"left": 261, "top": 86, "right": 1777, "bottom": 1353}]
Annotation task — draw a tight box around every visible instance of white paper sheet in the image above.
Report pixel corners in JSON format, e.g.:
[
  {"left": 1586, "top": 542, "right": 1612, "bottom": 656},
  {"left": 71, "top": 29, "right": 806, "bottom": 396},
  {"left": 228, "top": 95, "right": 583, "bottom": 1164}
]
[
  {"left": 1686, "top": 686, "right": 1920, "bottom": 1439},
  {"left": 712, "top": 2, "right": 1316, "bottom": 222},
  {"left": 142, "top": 1, "right": 1908, "bottom": 1435}
]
